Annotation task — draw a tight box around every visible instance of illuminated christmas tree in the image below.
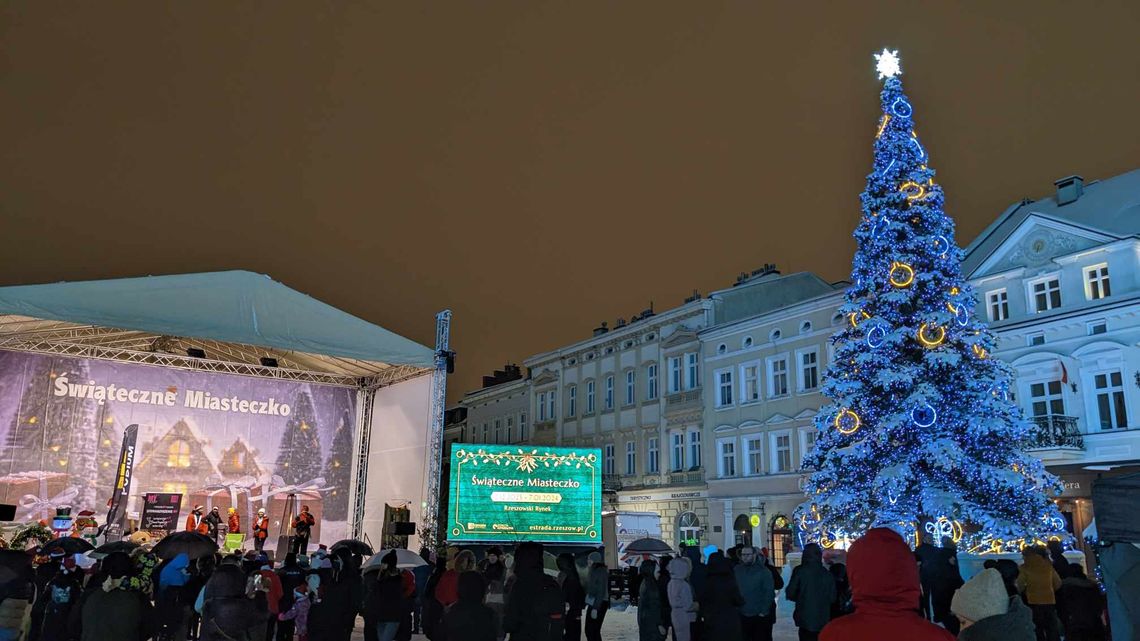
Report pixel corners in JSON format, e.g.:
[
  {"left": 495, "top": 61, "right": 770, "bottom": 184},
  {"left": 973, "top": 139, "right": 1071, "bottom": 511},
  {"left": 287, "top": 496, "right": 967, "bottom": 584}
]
[
  {"left": 274, "top": 389, "right": 323, "bottom": 485},
  {"left": 796, "top": 51, "right": 1064, "bottom": 551},
  {"left": 322, "top": 409, "right": 354, "bottom": 520}
]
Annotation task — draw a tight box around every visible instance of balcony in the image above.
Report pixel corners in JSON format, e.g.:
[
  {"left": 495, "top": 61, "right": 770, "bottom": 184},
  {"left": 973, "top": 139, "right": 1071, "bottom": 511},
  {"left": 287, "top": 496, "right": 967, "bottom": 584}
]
[
  {"left": 1027, "top": 415, "right": 1084, "bottom": 450},
  {"left": 668, "top": 469, "right": 705, "bottom": 485},
  {"left": 602, "top": 474, "right": 623, "bottom": 493},
  {"left": 665, "top": 388, "right": 702, "bottom": 414}
]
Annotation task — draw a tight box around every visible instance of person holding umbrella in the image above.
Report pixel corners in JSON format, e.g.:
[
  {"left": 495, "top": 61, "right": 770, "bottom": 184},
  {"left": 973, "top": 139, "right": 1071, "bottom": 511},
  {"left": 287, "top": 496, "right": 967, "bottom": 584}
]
[
  {"left": 186, "top": 506, "right": 208, "bottom": 535},
  {"left": 254, "top": 509, "right": 270, "bottom": 553}
]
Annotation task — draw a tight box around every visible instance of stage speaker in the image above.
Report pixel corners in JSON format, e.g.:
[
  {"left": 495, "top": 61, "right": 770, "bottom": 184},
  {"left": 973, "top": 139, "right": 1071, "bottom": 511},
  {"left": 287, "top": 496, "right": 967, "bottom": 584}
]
[
  {"left": 0, "top": 504, "right": 16, "bottom": 521},
  {"left": 393, "top": 521, "right": 416, "bottom": 536}
]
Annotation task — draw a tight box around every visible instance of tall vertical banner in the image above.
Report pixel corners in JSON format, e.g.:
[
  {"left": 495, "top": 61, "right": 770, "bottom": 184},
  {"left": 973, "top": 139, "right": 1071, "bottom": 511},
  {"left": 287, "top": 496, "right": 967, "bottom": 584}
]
[{"left": 101, "top": 423, "right": 138, "bottom": 535}]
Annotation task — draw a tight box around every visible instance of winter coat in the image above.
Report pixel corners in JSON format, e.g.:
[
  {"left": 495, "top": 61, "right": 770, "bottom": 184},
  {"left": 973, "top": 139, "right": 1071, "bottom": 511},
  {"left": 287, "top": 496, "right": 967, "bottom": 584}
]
[
  {"left": 320, "top": 564, "right": 361, "bottom": 636},
  {"left": 697, "top": 556, "right": 743, "bottom": 641},
  {"left": 1017, "top": 553, "right": 1061, "bottom": 605},
  {"left": 666, "top": 558, "right": 696, "bottom": 625},
  {"left": 158, "top": 553, "right": 191, "bottom": 590},
  {"left": 502, "top": 543, "right": 564, "bottom": 641},
  {"left": 1056, "top": 575, "right": 1107, "bottom": 638},
  {"left": 436, "top": 569, "right": 461, "bottom": 608},
  {"left": 227, "top": 513, "right": 241, "bottom": 534},
  {"left": 278, "top": 594, "right": 311, "bottom": 636},
  {"left": 186, "top": 513, "right": 208, "bottom": 534},
  {"left": 444, "top": 572, "right": 498, "bottom": 641},
  {"left": 254, "top": 517, "right": 270, "bottom": 541},
  {"left": 957, "top": 595, "right": 1036, "bottom": 641},
  {"left": 292, "top": 512, "right": 315, "bottom": 538},
  {"left": 556, "top": 555, "right": 585, "bottom": 618},
  {"left": 363, "top": 571, "right": 409, "bottom": 623},
  {"left": 733, "top": 559, "right": 775, "bottom": 618},
  {"left": 80, "top": 584, "right": 151, "bottom": 641},
  {"left": 201, "top": 566, "right": 265, "bottom": 641},
  {"left": 277, "top": 563, "right": 308, "bottom": 611},
  {"left": 819, "top": 528, "right": 954, "bottom": 641},
  {"left": 204, "top": 511, "right": 222, "bottom": 537},
  {"left": 785, "top": 545, "right": 835, "bottom": 632},
  {"left": 585, "top": 563, "right": 609, "bottom": 609},
  {"left": 637, "top": 561, "right": 665, "bottom": 641},
  {"left": 680, "top": 547, "right": 707, "bottom": 598},
  {"left": 258, "top": 569, "right": 284, "bottom": 615}
]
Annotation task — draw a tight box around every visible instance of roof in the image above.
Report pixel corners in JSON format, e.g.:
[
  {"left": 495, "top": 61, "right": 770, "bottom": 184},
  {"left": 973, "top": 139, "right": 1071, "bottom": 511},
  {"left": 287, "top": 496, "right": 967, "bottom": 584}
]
[
  {"left": 708, "top": 271, "right": 843, "bottom": 327},
  {"left": 963, "top": 168, "right": 1140, "bottom": 276},
  {"left": 0, "top": 270, "right": 434, "bottom": 383}
]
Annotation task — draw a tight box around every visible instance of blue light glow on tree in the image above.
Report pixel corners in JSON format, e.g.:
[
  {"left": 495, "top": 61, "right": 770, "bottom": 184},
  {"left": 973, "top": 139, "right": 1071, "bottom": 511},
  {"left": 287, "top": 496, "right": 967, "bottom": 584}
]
[{"left": 796, "top": 51, "right": 1064, "bottom": 552}]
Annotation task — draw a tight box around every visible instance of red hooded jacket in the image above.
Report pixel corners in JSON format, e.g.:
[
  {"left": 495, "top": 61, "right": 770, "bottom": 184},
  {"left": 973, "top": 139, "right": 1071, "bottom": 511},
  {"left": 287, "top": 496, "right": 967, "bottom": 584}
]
[{"left": 820, "top": 528, "right": 954, "bottom": 641}]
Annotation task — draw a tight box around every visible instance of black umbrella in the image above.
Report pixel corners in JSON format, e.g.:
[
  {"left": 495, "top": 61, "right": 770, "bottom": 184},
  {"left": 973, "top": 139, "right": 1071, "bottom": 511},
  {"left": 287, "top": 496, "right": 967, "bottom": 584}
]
[
  {"left": 329, "top": 539, "right": 373, "bottom": 556},
  {"left": 0, "top": 549, "right": 32, "bottom": 582},
  {"left": 40, "top": 537, "right": 94, "bottom": 556},
  {"left": 624, "top": 538, "right": 673, "bottom": 555},
  {"left": 152, "top": 531, "right": 218, "bottom": 560},
  {"left": 94, "top": 540, "right": 140, "bottom": 555}
]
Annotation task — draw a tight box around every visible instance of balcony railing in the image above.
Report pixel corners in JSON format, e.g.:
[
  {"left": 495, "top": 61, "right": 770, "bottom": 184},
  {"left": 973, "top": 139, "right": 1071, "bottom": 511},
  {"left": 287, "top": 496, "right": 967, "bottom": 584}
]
[
  {"left": 1028, "top": 415, "right": 1084, "bottom": 449},
  {"left": 602, "top": 474, "right": 623, "bottom": 492},
  {"left": 668, "top": 469, "right": 705, "bottom": 485},
  {"left": 665, "top": 389, "right": 702, "bottom": 413}
]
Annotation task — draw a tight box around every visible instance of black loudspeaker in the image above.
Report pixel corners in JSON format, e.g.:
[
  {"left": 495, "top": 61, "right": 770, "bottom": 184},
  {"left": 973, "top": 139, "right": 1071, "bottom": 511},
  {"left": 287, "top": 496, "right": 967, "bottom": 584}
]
[
  {"left": 0, "top": 504, "right": 16, "bottom": 521},
  {"left": 393, "top": 521, "right": 416, "bottom": 535}
]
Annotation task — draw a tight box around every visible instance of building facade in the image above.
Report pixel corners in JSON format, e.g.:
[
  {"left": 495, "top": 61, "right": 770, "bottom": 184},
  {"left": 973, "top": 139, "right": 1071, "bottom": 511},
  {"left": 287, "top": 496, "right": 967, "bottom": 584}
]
[
  {"left": 460, "top": 365, "right": 530, "bottom": 447},
  {"left": 964, "top": 170, "right": 1140, "bottom": 553}
]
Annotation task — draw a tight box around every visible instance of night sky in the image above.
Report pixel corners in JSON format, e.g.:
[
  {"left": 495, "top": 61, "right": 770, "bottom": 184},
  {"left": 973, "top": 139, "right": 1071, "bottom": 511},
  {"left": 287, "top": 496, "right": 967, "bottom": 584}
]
[{"left": 2, "top": 3, "right": 1138, "bottom": 401}]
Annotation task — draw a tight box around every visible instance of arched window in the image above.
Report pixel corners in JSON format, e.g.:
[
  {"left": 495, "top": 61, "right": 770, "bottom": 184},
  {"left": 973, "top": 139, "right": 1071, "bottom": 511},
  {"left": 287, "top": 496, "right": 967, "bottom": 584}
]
[
  {"left": 800, "top": 321, "right": 813, "bottom": 334},
  {"left": 770, "top": 329, "right": 782, "bottom": 342},
  {"left": 717, "top": 344, "right": 727, "bottom": 355},
  {"left": 677, "top": 512, "right": 701, "bottom": 547},
  {"left": 167, "top": 440, "right": 191, "bottom": 468},
  {"left": 742, "top": 336, "right": 753, "bottom": 348}
]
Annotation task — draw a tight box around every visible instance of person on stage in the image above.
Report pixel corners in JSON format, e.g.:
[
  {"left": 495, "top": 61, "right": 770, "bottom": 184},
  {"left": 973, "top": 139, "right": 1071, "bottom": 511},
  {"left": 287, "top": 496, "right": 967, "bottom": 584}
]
[
  {"left": 205, "top": 506, "right": 223, "bottom": 543},
  {"left": 186, "top": 505, "right": 208, "bottom": 534},
  {"left": 228, "top": 507, "right": 241, "bottom": 534},
  {"left": 291, "top": 505, "right": 315, "bottom": 554},
  {"left": 254, "top": 508, "right": 270, "bottom": 552}
]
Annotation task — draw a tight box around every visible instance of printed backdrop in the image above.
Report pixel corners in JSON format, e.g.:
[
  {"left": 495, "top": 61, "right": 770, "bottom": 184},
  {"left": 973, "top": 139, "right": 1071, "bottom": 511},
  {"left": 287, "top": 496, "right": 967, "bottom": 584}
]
[{"left": 0, "top": 349, "right": 356, "bottom": 542}]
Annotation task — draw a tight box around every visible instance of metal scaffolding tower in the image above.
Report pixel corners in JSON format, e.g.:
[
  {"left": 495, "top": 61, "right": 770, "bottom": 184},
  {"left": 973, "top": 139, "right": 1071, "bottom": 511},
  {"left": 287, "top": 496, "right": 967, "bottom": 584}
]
[{"left": 421, "top": 309, "right": 452, "bottom": 549}]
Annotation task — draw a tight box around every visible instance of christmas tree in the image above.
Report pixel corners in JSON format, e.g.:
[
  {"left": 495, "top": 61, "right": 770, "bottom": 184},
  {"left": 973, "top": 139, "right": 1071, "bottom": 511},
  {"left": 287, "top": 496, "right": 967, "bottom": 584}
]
[
  {"left": 796, "top": 51, "right": 1064, "bottom": 552},
  {"left": 322, "top": 409, "right": 354, "bottom": 521},
  {"left": 274, "top": 389, "right": 323, "bottom": 485}
]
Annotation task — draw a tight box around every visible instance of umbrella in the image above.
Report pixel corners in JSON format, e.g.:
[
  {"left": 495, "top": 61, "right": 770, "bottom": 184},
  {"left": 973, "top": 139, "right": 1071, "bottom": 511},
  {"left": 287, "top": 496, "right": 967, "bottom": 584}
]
[
  {"left": 624, "top": 538, "right": 673, "bottom": 555},
  {"left": 94, "top": 540, "right": 140, "bottom": 555},
  {"left": 361, "top": 549, "right": 426, "bottom": 573},
  {"left": 329, "top": 539, "right": 373, "bottom": 556},
  {"left": 152, "top": 531, "right": 218, "bottom": 560},
  {"left": 40, "top": 537, "right": 94, "bottom": 556}
]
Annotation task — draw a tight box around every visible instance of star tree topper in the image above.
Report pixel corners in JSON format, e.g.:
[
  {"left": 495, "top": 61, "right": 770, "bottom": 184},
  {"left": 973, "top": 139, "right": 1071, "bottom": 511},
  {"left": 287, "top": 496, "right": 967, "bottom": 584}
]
[{"left": 875, "top": 48, "right": 902, "bottom": 80}]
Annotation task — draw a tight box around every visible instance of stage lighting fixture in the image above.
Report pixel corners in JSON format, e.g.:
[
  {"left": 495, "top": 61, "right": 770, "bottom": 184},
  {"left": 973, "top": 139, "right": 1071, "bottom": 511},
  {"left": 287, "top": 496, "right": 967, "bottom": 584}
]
[
  {"left": 260, "top": 357, "right": 279, "bottom": 368},
  {"left": 186, "top": 348, "right": 207, "bottom": 359}
]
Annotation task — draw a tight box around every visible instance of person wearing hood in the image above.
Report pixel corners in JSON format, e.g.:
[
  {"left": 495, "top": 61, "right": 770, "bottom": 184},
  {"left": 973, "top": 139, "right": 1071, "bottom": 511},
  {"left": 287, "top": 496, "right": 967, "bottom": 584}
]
[
  {"left": 667, "top": 557, "right": 696, "bottom": 641},
  {"left": 680, "top": 545, "right": 708, "bottom": 640},
  {"left": 1016, "top": 546, "right": 1062, "bottom": 641},
  {"left": 80, "top": 552, "right": 153, "bottom": 641},
  {"left": 201, "top": 565, "right": 266, "bottom": 641},
  {"left": 278, "top": 583, "right": 312, "bottom": 641},
  {"left": 437, "top": 549, "right": 476, "bottom": 608},
  {"left": 636, "top": 560, "right": 666, "bottom": 641},
  {"left": 319, "top": 549, "right": 361, "bottom": 641},
  {"left": 557, "top": 553, "right": 585, "bottom": 641},
  {"left": 41, "top": 556, "right": 83, "bottom": 641},
  {"left": 583, "top": 551, "right": 609, "bottom": 641},
  {"left": 254, "top": 554, "right": 284, "bottom": 641},
  {"left": 1055, "top": 564, "right": 1106, "bottom": 641},
  {"left": 1046, "top": 541, "right": 1071, "bottom": 581},
  {"left": 481, "top": 547, "right": 508, "bottom": 639},
  {"left": 819, "top": 528, "right": 953, "bottom": 641},
  {"left": 503, "top": 542, "right": 564, "bottom": 641},
  {"left": 444, "top": 571, "right": 498, "bottom": 641},
  {"left": 785, "top": 544, "right": 835, "bottom": 641},
  {"left": 655, "top": 554, "right": 672, "bottom": 638},
  {"left": 734, "top": 547, "right": 776, "bottom": 641},
  {"left": 951, "top": 568, "right": 1035, "bottom": 641},
  {"left": 698, "top": 553, "right": 743, "bottom": 641},
  {"left": 276, "top": 554, "right": 308, "bottom": 641}
]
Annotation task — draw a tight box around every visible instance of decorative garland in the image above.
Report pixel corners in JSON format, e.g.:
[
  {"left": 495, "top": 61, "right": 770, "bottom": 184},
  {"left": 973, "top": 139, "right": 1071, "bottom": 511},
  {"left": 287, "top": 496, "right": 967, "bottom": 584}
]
[
  {"left": 11, "top": 523, "right": 54, "bottom": 550},
  {"left": 453, "top": 448, "right": 596, "bottom": 473}
]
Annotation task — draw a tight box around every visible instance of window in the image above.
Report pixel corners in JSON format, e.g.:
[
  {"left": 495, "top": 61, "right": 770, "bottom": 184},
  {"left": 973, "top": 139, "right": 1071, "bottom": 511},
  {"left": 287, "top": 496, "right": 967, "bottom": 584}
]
[
  {"left": 604, "top": 376, "right": 614, "bottom": 410},
  {"left": 625, "top": 370, "right": 636, "bottom": 406},
  {"left": 537, "top": 392, "right": 548, "bottom": 421},
  {"left": 772, "top": 432, "right": 792, "bottom": 473},
  {"left": 547, "top": 391, "right": 555, "bottom": 420},
  {"left": 797, "top": 349, "right": 819, "bottom": 392},
  {"left": 800, "top": 321, "right": 812, "bottom": 334},
  {"left": 1029, "top": 380, "right": 1065, "bottom": 417},
  {"left": 648, "top": 437, "right": 660, "bottom": 473},
  {"left": 1030, "top": 277, "right": 1061, "bottom": 312},
  {"left": 719, "top": 440, "right": 736, "bottom": 477},
  {"left": 669, "top": 357, "right": 683, "bottom": 393},
  {"left": 567, "top": 385, "right": 577, "bottom": 417},
  {"left": 1027, "top": 333, "right": 1046, "bottom": 347},
  {"left": 688, "top": 430, "right": 702, "bottom": 469},
  {"left": 519, "top": 413, "right": 528, "bottom": 440},
  {"left": 1094, "top": 371, "right": 1128, "bottom": 429},
  {"left": 770, "top": 329, "right": 782, "bottom": 342},
  {"left": 768, "top": 356, "right": 789, "bottom": 397},
  {"left": 671, "top": 433, "right": 685, "bottom": 471},
  {"left": 604, "top": 444, "right": 615, "bottom": 475},
  {"left": 482, "top": 423, "right": 489, "bottom": 442},
  {"left": 741, "top": 364, "right": 760, "bottom": 403},
  {"left": 1088, "top": 320, "right": 1107, "bottom": 336},
  {"left": 506, "top": 417, "right": 513, "bottom": 443},
  {"left": 1085, "top": 264, "right": 1111, "bottom": 300},
  {"left": 716, "top": 368, "right": 734, "bottom": 407},
  {"left": 647, "top": 364, "right": 659, "bottom": 400},
  {"left": 987, "top": 289, "right": 1009, "bottom": 322},
  {"left": 625, "top": 441, "right": 637, "bottom": 475},
  {"left": 167, "top": 440, "right": 192, "bottom": 468},
  {"left": 494, "top": 419, "right": 502, "bottom": 443},
  {"left": 686, "top": 353, "right": 700, "bottom": 390},
  {"left": 586, "top": 381, "right": 596, "bottom": 414},
  {"left": 743, "top": 336, "right": 753, "bottom": 348},
  {"left": 717, "top": 343, "right": 727, "bottom": 355},
  {"left": 800, "top": 429, "right": 817, "bottom": 469},
  {"left": 745, "top": 436, "right": 763, "bottom": 475}
]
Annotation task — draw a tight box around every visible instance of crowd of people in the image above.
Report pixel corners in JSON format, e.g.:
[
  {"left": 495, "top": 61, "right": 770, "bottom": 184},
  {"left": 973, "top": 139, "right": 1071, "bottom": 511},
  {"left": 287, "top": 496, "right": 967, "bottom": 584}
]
[{"left": 10, "top": 529, "right": 1108, "bottom": 641}]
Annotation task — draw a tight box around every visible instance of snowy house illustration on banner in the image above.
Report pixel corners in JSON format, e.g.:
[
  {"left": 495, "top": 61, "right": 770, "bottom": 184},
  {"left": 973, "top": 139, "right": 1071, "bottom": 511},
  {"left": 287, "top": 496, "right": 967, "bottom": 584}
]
[
  {"left": 218, "top": 437, "right": 264, "bottom": 479},
  {"left": 133, "top": 418, "right": 221, "bottom": 510}
]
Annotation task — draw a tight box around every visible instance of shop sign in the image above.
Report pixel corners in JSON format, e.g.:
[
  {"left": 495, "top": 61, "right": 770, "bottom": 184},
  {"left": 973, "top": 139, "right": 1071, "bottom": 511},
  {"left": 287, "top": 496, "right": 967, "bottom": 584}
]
[{"left": 617, "top": 489, "right": 708, "bottom": 503}]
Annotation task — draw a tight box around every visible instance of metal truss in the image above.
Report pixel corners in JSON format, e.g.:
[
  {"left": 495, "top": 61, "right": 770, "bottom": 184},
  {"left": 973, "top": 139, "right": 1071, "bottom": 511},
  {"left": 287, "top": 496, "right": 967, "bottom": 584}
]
[
  {"left": 349, "top": 386, "right": 377, "bottom": 540},
  {"left": 421, "top": 309, "right": 451, "bottom": 549}
]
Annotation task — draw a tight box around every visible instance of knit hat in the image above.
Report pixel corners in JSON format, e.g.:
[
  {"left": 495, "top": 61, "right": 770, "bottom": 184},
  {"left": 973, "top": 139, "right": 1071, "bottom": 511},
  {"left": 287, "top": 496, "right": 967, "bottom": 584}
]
[
  {"left": 587, "top": 551, "right": 602, "bottom": 565},
  {"left": 951, "top": 568, "right": 1009, "bottom": 624}
]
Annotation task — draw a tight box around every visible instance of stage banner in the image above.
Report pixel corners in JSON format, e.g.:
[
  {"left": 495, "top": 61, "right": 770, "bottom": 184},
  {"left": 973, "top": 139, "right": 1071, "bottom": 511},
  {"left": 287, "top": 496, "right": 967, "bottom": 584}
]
[
  {"left": 141, "top": 492, "right": 183, "bottom": 532},
  {"left": 0, "top": 349, "right": 356, "bottom": 543},
  {"left": 102, "top": 423, "right": 138, "bottom": 535}
]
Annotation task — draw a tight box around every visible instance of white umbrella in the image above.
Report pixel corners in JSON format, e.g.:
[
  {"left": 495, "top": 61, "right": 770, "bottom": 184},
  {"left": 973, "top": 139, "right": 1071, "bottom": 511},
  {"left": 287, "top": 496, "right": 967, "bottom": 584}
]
[{"left": 361, "top": 548, "right": 427, "bottom": 573}]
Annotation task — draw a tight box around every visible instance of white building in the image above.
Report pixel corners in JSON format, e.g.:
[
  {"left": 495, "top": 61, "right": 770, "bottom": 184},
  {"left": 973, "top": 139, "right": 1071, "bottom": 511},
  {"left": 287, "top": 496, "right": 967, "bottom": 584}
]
[
  {"left": 963, "top": 169, "right": 1140, "bottom": 553},
  {"left": 460, "top": 365, "right": 530, "bottom": 446}
]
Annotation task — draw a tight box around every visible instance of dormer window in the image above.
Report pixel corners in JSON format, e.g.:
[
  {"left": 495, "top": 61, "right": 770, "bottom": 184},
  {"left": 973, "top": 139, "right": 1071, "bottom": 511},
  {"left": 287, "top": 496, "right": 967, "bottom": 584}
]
[{"left": 1085, "top": 264, "right": 1111, "bottom": 300}]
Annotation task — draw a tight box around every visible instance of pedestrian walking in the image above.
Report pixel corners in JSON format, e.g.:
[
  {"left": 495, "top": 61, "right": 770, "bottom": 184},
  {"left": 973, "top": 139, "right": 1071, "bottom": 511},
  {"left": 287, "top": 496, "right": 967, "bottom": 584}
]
[
  {"left": 1056, "top": 564, "right": 1106, "bottom": 641},
  {"left": 667, "top": 557, "right": 696, "bottom": 641},
  {"left": 914, "top": 534, "right": 940, "bottom": 621},
  {"left": 1016, "top": 546, "right": 1062, "bottom": 641},
  {"left": 502, "top": 542, "right": 565, "bottom": 641},
  {"left": 930, "top": 538, "right": 964, "bottom": 635},
  {"left": 952, "top": 568, "right": 1035, "bottom": 641},
  {"left": 557, "top": 553, "right": 585, "bottom": 641},
  {"left": 698, "top": 554, "right": 743, "bottom": 641},
  {"left": 680, "top": 546, "right": 707, "bottom": 641},
  {"left": 445, "top": 571, "right": 498, "bottom": 641},
  {"left": 785, "top": 544, "right": 835, "bottom": 641},
  {"left": 734, "top": 547, "right": 776, "bottom": 641},
  {"left": 819, "top": 528, "right": 953, "bottom": 641},
  {"left": 583, "top": 552, "right": 609, "bottom": 641},
  {"left": 636, "top": 560, "right": 666, "bottom": 641}
]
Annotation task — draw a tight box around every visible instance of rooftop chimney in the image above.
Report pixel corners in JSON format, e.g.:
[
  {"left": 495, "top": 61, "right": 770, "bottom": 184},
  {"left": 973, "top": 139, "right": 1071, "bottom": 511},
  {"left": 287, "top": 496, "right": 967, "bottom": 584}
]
[
  {"left": 684, "top": 289, "right": 701, "bottom": 304},
  {"left": 1054, "top": 175, "right": 1084, "bottom": 206},
  {"left": 593, "top": 321, "right": 609, "bottom": 337},
  {"left": 615, "top": 317, "right": 627, "bottom": 328}
]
